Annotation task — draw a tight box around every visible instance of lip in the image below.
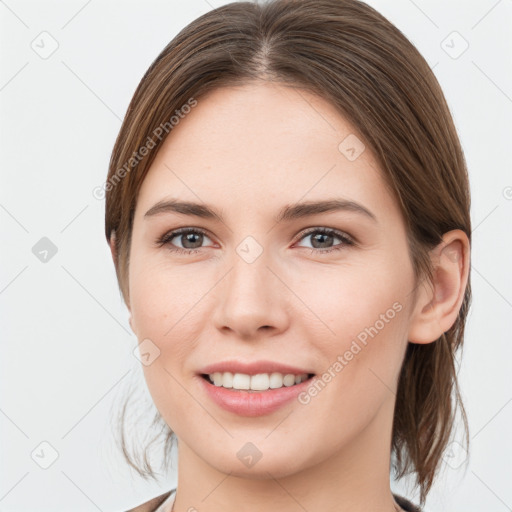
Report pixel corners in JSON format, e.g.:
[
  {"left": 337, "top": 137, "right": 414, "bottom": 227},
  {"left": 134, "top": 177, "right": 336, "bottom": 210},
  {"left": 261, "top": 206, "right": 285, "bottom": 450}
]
[
  {"left": 198, "top": 360, "right": 314, "bottom": 376},
  {"left": 198, "top": 373, "right": 315, "bottom": 417},
  {"left": 196, "top": 360, "right": 316, "bottom": 417}
]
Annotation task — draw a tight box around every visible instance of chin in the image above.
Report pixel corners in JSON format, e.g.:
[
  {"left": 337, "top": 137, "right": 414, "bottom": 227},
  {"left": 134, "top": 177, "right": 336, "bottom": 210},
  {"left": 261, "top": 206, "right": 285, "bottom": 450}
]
[{"left": 201, "top": 443, "right": 315, "bottom": 480}]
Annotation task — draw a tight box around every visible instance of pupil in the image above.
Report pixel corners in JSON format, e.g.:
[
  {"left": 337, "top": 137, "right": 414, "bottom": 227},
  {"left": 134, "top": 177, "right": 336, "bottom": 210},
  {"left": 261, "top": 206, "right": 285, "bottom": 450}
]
[
  {"left": 312, "top": 233, "right": 332, "bottom": 248},
  {"left": 183, "top": 233, "right": 202, "bottom": 249}
]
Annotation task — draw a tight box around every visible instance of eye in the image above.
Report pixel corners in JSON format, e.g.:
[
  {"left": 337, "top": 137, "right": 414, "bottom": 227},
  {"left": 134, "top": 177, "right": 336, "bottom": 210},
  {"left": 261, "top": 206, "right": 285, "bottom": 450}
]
[
  {"left": 156, "top": 226, "right": 355, "bottom": 256},
  {"left": 295, "top": 227, "right": 355, "bottom": 254},
  {"left": 156, "top": 227, "right": 215, "bottom": 255}
]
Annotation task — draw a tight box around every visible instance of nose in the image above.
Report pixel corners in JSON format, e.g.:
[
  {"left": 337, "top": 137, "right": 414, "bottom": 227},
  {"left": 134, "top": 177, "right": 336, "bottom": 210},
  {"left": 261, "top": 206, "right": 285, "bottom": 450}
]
[{"left": 212, "top": 249, "right": 290, "bottom": 340}]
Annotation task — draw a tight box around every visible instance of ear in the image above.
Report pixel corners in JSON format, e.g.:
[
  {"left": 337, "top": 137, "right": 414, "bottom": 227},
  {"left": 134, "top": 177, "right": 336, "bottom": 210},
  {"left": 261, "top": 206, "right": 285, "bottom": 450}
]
[
  {"left": 109, "top": 230, "right": 134, "bottom": 331},
  {"left": 109, "top": 230, "right": 117, "bottom": 264},
  {"left": 408, "top": 229, "right": 470, "bottom": 344}
]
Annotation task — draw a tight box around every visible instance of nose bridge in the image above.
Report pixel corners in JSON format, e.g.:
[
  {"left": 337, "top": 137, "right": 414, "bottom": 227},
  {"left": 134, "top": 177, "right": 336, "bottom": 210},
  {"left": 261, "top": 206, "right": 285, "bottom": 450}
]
[
  {"left": 212, "top": 241, "right": 288, "bottom": 336},
  {"left": 227, "top": 244, "right": 274, "bottom": 314}
]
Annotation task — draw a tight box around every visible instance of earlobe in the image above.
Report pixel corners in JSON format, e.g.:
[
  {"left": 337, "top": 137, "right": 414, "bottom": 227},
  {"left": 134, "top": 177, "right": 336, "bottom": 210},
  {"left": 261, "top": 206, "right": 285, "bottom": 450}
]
[{"left": 407, "top": 229, "right": 470, "bottom": 344}]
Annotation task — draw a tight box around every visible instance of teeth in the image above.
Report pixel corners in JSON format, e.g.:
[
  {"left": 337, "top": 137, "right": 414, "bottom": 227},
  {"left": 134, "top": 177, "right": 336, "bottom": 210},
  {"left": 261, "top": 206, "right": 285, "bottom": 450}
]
[{"left": 208, "top": 372, "right": 310, "bottom": 391}]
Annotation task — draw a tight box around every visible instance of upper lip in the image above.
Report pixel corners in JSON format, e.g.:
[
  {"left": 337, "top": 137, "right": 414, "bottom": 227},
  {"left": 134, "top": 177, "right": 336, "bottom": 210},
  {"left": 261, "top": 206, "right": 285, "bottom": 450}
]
[{"left": 198, "top": 360, "right": 315, "bottom": 376}]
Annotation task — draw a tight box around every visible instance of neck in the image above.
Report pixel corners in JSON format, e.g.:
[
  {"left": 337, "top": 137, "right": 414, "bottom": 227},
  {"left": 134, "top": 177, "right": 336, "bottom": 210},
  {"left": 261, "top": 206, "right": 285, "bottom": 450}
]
[{"left": 172, "top": 397, "right": 400, "bottom": 512}]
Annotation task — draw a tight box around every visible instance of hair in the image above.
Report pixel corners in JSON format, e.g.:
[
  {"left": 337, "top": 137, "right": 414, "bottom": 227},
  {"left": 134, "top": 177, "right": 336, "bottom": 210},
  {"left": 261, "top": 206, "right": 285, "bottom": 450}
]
[{"left": 105, "top": 0, "right": 471, "bottom": 505}]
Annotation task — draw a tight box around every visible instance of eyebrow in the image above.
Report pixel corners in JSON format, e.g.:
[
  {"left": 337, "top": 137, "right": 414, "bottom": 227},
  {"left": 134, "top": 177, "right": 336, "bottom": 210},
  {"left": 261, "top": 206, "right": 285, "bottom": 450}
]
[{"left": 144, "top": 198, "right": 377, "bottom": 224}]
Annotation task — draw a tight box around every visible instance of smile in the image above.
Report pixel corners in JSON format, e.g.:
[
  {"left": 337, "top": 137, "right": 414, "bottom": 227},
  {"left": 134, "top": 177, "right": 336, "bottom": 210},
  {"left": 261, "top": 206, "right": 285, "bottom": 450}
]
[
  {"left": 198, "top": 372, "right": 316, "bottom": 416},
  {"left": 202, "top": 371, "right": 313, "bottom": 391}
]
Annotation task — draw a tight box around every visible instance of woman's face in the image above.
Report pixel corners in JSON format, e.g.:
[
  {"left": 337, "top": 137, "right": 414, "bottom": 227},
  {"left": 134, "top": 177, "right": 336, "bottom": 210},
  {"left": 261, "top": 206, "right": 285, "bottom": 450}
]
[{"left": 127, "top": 82, "right": 418, "bottom": 478}]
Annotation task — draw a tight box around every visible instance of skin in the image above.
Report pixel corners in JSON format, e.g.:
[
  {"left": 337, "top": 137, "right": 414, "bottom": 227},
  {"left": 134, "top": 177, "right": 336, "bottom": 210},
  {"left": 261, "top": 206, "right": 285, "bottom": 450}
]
[{"left": 111, "top": 81, "right": 470, "bottom": 512}]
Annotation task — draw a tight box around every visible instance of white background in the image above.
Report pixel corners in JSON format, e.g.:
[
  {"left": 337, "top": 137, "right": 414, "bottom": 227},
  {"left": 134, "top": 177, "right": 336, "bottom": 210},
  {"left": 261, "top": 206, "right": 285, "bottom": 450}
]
[{"left": 1, "top": 0, "right": 511, "bottom": 511}]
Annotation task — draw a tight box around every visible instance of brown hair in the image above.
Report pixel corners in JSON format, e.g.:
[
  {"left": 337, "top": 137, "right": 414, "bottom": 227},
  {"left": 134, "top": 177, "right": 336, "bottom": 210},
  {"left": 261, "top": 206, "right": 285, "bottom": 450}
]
[{"left": 105, "top": 0, "right": 471, "bottom": 504}]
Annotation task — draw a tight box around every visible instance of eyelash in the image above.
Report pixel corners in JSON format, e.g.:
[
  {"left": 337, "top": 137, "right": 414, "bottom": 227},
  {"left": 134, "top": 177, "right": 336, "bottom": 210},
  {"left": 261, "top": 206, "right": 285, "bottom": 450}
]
[{"left": 156, "top": 227, "right": 355, "bottom": 256}]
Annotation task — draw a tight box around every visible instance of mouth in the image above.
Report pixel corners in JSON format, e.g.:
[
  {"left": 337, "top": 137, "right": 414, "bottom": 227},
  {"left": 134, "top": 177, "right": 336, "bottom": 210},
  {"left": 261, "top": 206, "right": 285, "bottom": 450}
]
[
  {"left": 200, "top": 372, "right": 316, "bottom": 393},
  {"left": 198, "top": 370, "right": 317, "bottom": 416}
]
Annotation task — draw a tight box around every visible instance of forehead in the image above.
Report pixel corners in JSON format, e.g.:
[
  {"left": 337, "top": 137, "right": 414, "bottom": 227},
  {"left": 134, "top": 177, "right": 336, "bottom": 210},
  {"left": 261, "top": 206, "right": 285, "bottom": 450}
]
[{"left": 135, "top": 82, "right": 399, "bottom": 223}]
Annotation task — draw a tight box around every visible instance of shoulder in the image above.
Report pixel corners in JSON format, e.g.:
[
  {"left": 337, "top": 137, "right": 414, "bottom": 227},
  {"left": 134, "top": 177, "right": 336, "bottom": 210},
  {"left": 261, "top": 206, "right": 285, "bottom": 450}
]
[
  {"left": 393, "top": 493, "right": 423, "bottom": 512},
  {"left": 125, "top": 489, "right": 174, "bottom": 512}
]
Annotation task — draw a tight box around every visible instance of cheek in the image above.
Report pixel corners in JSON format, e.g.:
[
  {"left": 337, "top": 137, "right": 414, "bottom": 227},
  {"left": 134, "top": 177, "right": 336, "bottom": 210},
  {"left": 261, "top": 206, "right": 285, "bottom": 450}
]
[
  {"left": 129, "top": 261, "right": 208, "bottom": 424},
  {"left": 295, "top": 256, "right": 412, "bottom": 398},
  {"left": 291, "top": 268, "right": 411, "bottom": 442},
  {"left": 297, "top": 259, "right": 408, "bottom": 337},
  {"left": 129, "top": 257, "right": 209, "bottom": 338},
  {"left": 129, "top": 260, "right": 208, "bottom": 403}
]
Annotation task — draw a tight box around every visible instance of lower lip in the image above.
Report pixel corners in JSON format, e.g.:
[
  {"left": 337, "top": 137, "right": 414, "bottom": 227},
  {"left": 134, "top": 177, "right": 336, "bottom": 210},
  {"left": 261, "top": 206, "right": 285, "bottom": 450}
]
[{"left": 198, "top": 375, "right": 314, "bottom": 417}]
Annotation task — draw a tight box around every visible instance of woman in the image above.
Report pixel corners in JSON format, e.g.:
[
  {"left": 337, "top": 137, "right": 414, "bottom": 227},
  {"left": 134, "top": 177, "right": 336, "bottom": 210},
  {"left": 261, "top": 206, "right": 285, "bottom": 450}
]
[{"left": 105, "top": 1, "right": 472, "bottom": 510}]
